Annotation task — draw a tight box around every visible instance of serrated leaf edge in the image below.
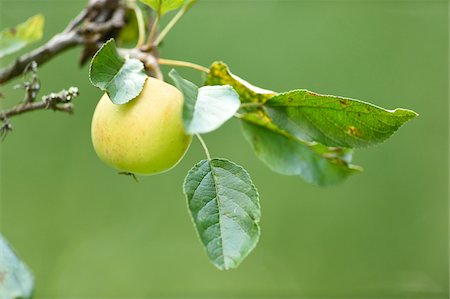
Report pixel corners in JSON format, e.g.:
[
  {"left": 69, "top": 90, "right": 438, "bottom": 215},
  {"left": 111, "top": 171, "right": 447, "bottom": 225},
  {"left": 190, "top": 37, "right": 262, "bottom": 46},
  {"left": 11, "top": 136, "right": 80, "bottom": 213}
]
[
  {"left": 264, "top": 89, "right": 418, "bottom": 149},
  {"left": 89, "top": 38, "right": 147, "bottom": 105},
  {"left": 267, "top": 89, "right": 418, "bottom": 117}
]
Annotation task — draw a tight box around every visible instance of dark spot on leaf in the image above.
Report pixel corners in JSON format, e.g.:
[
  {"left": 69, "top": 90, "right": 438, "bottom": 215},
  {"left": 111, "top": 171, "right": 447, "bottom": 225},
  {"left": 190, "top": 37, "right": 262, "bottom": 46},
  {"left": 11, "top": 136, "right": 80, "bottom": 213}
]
[
  {"left": 339, "top": 99, "right": 349, "bottom": 107},
  {"left": 347, "top": 126, "right": 360, "bottom": 137},
  {"left": 9, "top": 27, "right": 17, "bottom": 35}
]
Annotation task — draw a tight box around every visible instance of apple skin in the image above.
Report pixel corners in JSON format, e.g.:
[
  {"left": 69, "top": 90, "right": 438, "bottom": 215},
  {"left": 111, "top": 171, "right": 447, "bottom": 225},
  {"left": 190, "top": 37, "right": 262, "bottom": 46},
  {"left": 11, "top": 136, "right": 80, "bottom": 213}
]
[{"left": 91, "top": 76, "right": 192, "bottom": 175}]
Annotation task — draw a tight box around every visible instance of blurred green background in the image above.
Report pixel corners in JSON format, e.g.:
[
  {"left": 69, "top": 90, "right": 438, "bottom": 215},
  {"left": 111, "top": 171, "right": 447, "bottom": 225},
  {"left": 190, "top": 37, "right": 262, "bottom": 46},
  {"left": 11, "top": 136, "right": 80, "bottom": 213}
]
[{"left": 1, "top": 0, "right": 448, "bottom": 298}]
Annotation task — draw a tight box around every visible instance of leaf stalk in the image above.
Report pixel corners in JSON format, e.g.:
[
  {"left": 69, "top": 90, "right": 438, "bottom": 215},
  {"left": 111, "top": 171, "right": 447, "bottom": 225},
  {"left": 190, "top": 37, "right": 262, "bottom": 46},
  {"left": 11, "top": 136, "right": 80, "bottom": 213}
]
[
  {"left": 196, "top": 134, "right": 211, "bottom": 161},
  {"left": 158, "top": 58, "right": 209, "bottom": 73},
  {"left": 153, "top": 0, "right": 197, "bottom": 48},
  {"left": 145, "top": 12, "right": 160, "bottom": 49},
  {"left": 131, "top": 1, "right": 146, "bottom": 48}
]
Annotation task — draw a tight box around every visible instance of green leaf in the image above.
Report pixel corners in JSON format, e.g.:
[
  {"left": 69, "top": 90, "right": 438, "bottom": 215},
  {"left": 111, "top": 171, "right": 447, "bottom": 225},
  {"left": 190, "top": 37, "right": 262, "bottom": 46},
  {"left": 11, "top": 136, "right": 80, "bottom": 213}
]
[
  {"left": 0, "top": 234, "right": 34, "bottom": 299},
  {"left": 89, "top": 39, "right": 147, "bottom": 105},
  {"left": 169, "top": 69, "right": 240, "bottom": 134},
  {"left": 265, "top": 90, "right": 418, "bottom": 148},
  {"left": 192, "top": 85, "right": 240, "bottom": 133},
  {"left": 140, "top": 0, "right": 185, "bottom": 15},
  {"left": 116, "top": 9, "right": 140, "bottom": 47},
  {"left": 184, "top": 158, "right": 261, "bottom": 270},
  {"left": 241, "top": 110, "right": 361, "bottom": 186},
  {"left": 0, "top": 14, "right": 44, "bottom": 58},
  {"left": 205, "top": 61, "right": 277, "bottom": 104},
  {"left": 168, "top": 69, "right": 199, "bottom": 131}
]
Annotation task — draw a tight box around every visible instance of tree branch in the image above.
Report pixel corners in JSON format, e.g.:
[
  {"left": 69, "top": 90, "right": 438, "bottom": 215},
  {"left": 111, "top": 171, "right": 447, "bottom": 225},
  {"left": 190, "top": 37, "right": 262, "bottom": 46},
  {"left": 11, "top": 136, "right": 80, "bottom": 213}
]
[
  {"left": 0, "top": 0, "right": 164, "bottom": 139},
  {"left": 0, "top": 87, "right": 79, "bottom": 121},
  {"left": 0, "top": 0, "right": 128, "bottom": 85},
  {"left": 0, "top": 32, "right": 83, "bottom": 84}
]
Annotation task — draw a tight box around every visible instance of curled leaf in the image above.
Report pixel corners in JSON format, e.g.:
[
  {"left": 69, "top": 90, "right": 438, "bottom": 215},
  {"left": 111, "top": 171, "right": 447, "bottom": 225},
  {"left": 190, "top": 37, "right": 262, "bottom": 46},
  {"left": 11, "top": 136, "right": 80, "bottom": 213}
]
[
  {"left": 170, "top": 69, "right": 240, "bottom": 134},
  {"left": 206, "top": 61, "right": 276, "bottom": 104},
  {"left": 89, "top": 39, "right": 147, "bottom": 105}
]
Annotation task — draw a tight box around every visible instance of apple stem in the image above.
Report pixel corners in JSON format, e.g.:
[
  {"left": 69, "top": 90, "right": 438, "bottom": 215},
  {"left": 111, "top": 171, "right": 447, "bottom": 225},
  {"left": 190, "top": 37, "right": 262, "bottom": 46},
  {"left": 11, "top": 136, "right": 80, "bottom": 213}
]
[{"left": 196, "top": 134, "right": 211, "bottom": 161}]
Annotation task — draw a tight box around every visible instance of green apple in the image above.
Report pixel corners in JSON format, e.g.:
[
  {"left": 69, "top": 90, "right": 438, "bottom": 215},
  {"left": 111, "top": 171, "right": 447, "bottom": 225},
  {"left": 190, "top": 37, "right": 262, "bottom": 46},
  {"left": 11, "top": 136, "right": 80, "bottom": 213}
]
[{"left": 91, "top": 76, "right": 192, "bottom": 175}]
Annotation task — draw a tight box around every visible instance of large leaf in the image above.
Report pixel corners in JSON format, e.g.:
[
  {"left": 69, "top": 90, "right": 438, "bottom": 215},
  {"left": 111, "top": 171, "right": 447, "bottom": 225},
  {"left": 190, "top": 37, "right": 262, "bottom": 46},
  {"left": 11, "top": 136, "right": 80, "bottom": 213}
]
[
  {"left": 89, "top": 39, "right": 147, "bottom": 104},
  {"left": 184, "top": 158, "right": 261, "bottom": 270},
  {"left": 265, "top": 90, "right": 418, "bottom": 148},
  {"left": 140, "top": 0, "right": 185, "bottom": 15},
  {"left": 205, "top": 61, "right": 276, "bottom": 104},
  {"left": 241, "top": 110, "right": 361, "bottom": 186},
  {"left": 0, "top": 235, "right": 34, "bottom": 299},
  {"left": 0, "top": 14, "right": 44, "bottom": 58},
  {"left": 169, "top": 69, "right": 240, "bottom": 134}
]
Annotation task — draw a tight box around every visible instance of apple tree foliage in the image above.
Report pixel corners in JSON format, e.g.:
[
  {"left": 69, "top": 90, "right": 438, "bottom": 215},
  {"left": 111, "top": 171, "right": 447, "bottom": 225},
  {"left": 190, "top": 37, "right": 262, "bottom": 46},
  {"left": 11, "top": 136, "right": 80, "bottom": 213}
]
[
  {"left": 89, "top": 41, "right": 417, "bottom": 270},
  {"left": 0, "top": 13, "right": 44, "bottom": 299},
  {"left": 0, "top": 1, "right": 418, "bottom": 295}
]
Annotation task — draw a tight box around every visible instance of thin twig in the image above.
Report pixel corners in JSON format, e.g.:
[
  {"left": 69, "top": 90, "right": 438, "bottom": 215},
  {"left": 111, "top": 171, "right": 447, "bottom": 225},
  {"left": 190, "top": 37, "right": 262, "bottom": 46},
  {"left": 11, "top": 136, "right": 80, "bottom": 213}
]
[
  {"left": 0, "top": 31, "right": 83, "bottom": 84},
  {"left": 0, "top": 0, "right": 127, "bottom": 85},
  {"left": 15, "top": 61, "right": 40, "bottom": 104},
  {"left": 0, "top": 87, "right": 79, "bottom": 121},
  {"left": 0, "top": 120, "right": 13, "bottom": 141},
  {"left": 79, "top": 6, "right": 125, "bottom": 34},
  {"left": 63, "top": 7, "right": 89, "bottom": 33}
]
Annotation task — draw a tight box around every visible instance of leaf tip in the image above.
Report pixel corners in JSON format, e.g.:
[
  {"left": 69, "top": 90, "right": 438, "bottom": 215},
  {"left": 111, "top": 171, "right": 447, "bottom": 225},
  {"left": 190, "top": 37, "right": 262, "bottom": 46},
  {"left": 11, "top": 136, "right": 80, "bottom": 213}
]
[
  {"left": 88, "top": 38, "right": 116, "bottom": 87},
  {"left": 406, "top": 109, "right": 419, "bottom": 118},
  {"left": 394, "top": 108, "right": 419, "bottom": 119},
  {"left": 168, "top": 68, "right": 179, "bottom": 81}
]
